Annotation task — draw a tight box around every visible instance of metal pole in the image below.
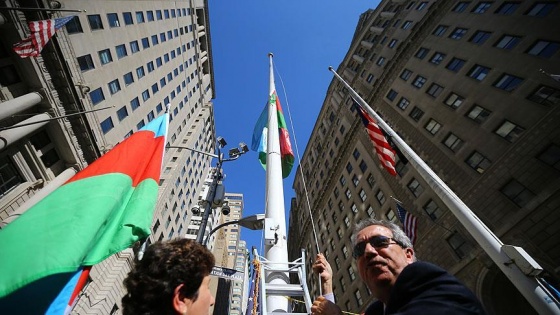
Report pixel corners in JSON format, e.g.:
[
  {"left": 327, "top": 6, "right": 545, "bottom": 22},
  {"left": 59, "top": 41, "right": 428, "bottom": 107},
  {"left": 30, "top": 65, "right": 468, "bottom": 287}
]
[
  {"left": 196, "top": 152, "right": 222, "bottom": 244},
  {"left": 0, "top": 7, "right": 86, "bottom": 13},
  {"left": 329, "top": 67, "right": 560, "bottom": 315},
  {"left": 203, "top": 219, "right": 240, "bottom": 246}
]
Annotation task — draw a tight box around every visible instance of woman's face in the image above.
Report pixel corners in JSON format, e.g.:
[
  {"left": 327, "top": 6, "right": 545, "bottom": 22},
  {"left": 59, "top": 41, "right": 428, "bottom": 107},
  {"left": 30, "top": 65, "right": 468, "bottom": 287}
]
[{"left": 185, "top": 276, "right": 214, "bottom": 315}]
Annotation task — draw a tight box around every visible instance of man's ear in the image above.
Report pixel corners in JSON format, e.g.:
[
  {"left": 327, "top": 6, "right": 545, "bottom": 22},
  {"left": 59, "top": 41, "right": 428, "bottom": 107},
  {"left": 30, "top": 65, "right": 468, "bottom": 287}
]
[
  {"left": 172, "top": 284, "right": 190, "bottom": 315},
  {"left": 405, "top": 247, "right": 415, "bottom": 263}
]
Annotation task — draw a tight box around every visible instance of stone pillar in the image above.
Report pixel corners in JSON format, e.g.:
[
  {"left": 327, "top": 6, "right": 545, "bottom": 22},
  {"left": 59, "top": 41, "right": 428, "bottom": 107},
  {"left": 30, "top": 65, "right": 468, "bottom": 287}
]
[
  {"left": 0, "top": 92, "right": 43, "bottom": 121},
  {"left": 0, "top": 113, "right": 50, "bottom": 151}
]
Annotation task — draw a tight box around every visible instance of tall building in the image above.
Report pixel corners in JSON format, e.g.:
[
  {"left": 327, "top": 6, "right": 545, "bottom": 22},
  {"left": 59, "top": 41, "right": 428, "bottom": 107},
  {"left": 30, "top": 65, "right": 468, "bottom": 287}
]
[
  {"left": 288, "top": 1, "right": 560, "bottom": 314},
  {"left": 207, "top": 192, "right": 248, "bottom": 315},
  {"left": 1, "top": 0, "right": 215, "bottom": 313}
]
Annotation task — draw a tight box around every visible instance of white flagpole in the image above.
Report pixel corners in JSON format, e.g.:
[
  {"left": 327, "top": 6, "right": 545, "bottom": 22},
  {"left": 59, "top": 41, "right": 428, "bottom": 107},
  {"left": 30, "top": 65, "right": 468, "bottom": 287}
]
[
  {"left": 265, "top": 53, "right": 290, "bottom": 312},
  {"left": 329, "top": 67, "right": 559, "bottom": 315}
]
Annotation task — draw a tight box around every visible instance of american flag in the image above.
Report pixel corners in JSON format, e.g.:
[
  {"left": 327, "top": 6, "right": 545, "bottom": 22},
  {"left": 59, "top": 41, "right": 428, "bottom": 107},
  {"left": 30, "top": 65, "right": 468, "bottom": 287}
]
[
  {"left": 13, "top": 15, "right": 76, "bottom": 58},
  {"left": 355, "top": 104, "right": 397, "bottom": 176},
  {"left": 396, "top": 203, "right": 418, "bottom": 245},
  {"left": 245, "top": 258, "right": 262, "bottom": 315}
]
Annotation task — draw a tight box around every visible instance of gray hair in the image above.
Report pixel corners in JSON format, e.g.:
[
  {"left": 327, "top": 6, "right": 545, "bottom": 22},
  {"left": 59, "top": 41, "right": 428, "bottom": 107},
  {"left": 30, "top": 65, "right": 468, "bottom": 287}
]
[{"left": 350, "top": 218, "right": 413, "bottom": 249}]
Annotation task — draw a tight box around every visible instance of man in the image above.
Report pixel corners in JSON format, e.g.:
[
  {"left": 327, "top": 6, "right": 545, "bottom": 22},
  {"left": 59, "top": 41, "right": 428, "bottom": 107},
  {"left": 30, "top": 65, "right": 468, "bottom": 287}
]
[{"left": 311, "top": 218, "right": 486, "bottom": 314}]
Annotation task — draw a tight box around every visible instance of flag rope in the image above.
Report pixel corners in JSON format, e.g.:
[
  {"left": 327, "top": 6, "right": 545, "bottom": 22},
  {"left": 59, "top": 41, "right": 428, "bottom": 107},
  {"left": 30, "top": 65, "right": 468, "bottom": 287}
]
[{"left": 285, "top": 296, "right": 359, "bottom": 315}]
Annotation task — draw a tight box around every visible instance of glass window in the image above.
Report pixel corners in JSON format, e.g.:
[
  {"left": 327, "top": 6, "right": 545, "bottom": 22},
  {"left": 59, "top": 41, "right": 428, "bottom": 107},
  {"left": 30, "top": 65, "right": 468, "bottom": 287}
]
[
  {"left": 151, "top": 83, "right": 159, "bottom": 94},
  {"left": 136, "top": 11, "right": 145, "bottom": 23},
  {"left": 376, "top": 56, "right": 386, "bottom": 66},
  {"left": 412, "top": 75, "right": 427, "bottom": 88},
  {"left": 117, "top": 106, "right": 129, "bottom": 121},
  {"left": 141, "top": 37, "right": 150, "bottom": 49},
  {"left": 376, "top": 190, "right": 386, "bottom": 205},
  {"left": 130, "top": 40, "right": 140, "bottom": 53},
  {"left": 495, "top": 2, "right": 520, "bottom": 15},
  {"left": 400, "top": 69, "right": 412, "bottom": 81},
  {"left": 0, "top": 156, "right": 23, "bottom": 196},
  {"left": 527, "top": 85, "right": 560, "bottom": 105},
  {"left": 87, "top": 14, "right": 103, "bottom": 30},
  {"left": 386, "top": 89, "right": 398, "bottom": 101},
  {"left": 156, "top": 10, "right": 163, "bottom": 20},
  {"left": 164, "top": 9, "right": 170, "bottom": 19},
  {"left": 407, "top": 178, "right": 424, "bottom": 197},
  {"left": 469, "top": 30, "right": 492, "bottom": 44},
  {"left": 433, "top": 25, "right": 448, "bottom": 36},
  {"left": 136, "top": 66, "right": 145, "bottom": 78},
  {"left": 495, "top": 120, "right": 524, "bottom": 142},
  {"left": 493, "top": 73, "right": 523, "bottom": 91},
  {"left": 397, "top": 97, "right": 410, "bottom": 110},
  {"left": 142, "top": 89, "right": 150, "bottom": 101},
  {"left": 359, "top": 189, "right": 367, "bottom": 202},
  {"left": 65, "top": 16, "right": 83, "bottom": 34},
  {"left": 115, "top": 44, "right": 127, "bottom": 59},
  {"left": 472, "top": 1, "right": 493, "bottom": 14},
  {"left": 160, "top": 32, "right": 166, "bottom": 42},
  {"left": 108, "top": 79, "right": 121, "bottom": 94},
  {"left": 123, "top": 12, "right": 134, "bottom": 25},
  {"left": 426, "top": 83, "right": 444, "bottom": 97},
  {"left": 131, "top": 97, "right": 140, "bottom": 110},
  {"left": 107, "top": 13, "right": 120, "bottom": 27},
  {"left": 467, "top": 64, "right": 490, "bottom": 80},
  {"left": 525, "top": 2, "right": 557, "bottom": 17},
  {"left": 359, "top": 160, "right": 368, "bottom": 172},
  {"left": 147, "top": 61, "right": 155, "bottom": 73},
  {"left": 423, "top": 199, "right": 443, "bottom": 221},
  {"left": 77, "top": 54, "right": 95, "bottom": 71},
  {"left": 537, "top": 144, "right": 560, "bottom": 170},
  {"left": 447, "top": 232, "right": 470, "bottom": 259},
  {"left": 449, "top": 27, "right": 468, "bottom": 40},
  {"left": 444, "top": 92, "right": 465, "bottom": 108},
  {"left": 137, "top": 120, "right": 145, "bottom": 130},
  {"left": 465, "top": 151, "right": 491, "bottom": 173},
  {"left": 346, "top": 162, "right": 353, "bottom": 174},
  {"left": 402, "top": 20, "right": 413, "bottom": 29},
  {"left": 446, "top": 58, "right": 466, "bottom": 72},
  {"left": 100, "top": 117, "right": 114, "bottom": 134},
  {"left": 494, "top": 35, "right": 521, "bottom": 50},
  {"left": 388, "top": 39, "right": 398, "bottom": 48},
  {"left": 526, "top": 40, "right": 560, "bottom": 58},
  {"left": 430, "top": 52, "right": 446, "bottom": 65},
  {"left": 409, "top": 107, "right": 425, "bottom": 121},
  {"left": 89, "top": 87, "right": 105, "bottom": 105},
  {"left": 147, "top": 10, "right": 154, "bottom": 21},
  {"left": 151, "top": 35, "right": 159, "bottom": 45},
  {"left": 501, "top": 179, "right": 535, "bottom": 207},
  {"left": 424, "top": 119, "right": 442, "bottom": 135},
  {"left": 443, "top": 133, "right": 464, "bottom": 152},
  {"left": 466, "top": 105, "right": 491, "bottom": 123},
  {"left": 453, "top": 2, "right": 471, "bottom": 12},
  {"left": 98, "top": 49, "right": 113, "bottom": 65},
  {"left": 366, "top": 74, "right": 375, "bottom": 83},
  {"left": 415, "top": 47, "right": 429, "bottom": 59}
]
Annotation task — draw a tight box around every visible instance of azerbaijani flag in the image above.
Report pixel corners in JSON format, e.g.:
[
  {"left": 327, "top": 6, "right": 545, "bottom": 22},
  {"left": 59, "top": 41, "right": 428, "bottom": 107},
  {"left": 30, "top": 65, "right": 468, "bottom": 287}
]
[
  {"left": 0, "top": 113, "right": 167, "bottom": 307},
  {"left": 251, "top": 91, "right": 294, "bottom": 178}
]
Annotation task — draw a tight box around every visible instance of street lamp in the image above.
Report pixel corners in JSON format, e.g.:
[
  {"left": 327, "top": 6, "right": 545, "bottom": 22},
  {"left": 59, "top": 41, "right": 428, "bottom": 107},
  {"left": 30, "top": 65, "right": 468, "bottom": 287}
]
[
  {"left": 167, "top": 138, "right": 249, "bottom": 244},
  {"left": 203, "top": 214, "right": 266, "bottom": 246}
]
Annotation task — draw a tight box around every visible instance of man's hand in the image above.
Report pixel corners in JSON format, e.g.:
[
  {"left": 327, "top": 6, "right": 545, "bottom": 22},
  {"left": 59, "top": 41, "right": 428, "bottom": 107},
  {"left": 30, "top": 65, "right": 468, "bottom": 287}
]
[
  {"left": 312, "top": 253, "right": 333, "bottom": 294},
  {"left": 311, "top": 295, "right": 342, "bottom": 315}
]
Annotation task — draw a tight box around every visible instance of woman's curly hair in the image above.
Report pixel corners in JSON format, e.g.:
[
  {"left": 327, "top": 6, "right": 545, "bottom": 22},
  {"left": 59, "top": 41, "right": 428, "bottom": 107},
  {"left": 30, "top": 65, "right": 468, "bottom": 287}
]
[{"left": 122, "top": 239, "right": 215, "bottom": 315}]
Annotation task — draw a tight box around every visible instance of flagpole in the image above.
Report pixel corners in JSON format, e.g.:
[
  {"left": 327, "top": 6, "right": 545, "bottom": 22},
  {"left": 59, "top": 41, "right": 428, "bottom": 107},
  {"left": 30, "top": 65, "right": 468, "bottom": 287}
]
[
  {"left": 264, "top": 53, "right": 290, "bottom": 312},
  {"left": 329, "top": 66, "right": 559, "bottom": 315},
  {"left": 0, "top": 106, "right": 113, "bottom": 131},
  {"left": 0, "top": 7, "right": 86, "bottom": 13}
]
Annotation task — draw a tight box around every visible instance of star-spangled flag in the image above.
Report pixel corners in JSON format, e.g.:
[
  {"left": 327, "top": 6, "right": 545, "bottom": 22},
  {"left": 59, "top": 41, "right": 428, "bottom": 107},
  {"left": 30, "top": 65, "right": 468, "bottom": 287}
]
[
  {"left": 396, "top": 204, "right": 418, "bottom": 245},
  {"left": 12, "top": 15, "right": 76, "bottom": 58},
  {"left": 354, "top": 103, "right": 397, "bottom": 176}
]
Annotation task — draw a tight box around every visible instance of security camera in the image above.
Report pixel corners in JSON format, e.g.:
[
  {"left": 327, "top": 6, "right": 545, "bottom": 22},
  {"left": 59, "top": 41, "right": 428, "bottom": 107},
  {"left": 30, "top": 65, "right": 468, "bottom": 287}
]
[
  {"left": 221, "top": 205, "right": 230, "bottom": 216},
  {"left": 191, "top": 205, "right": 201, "bottom": 215}
]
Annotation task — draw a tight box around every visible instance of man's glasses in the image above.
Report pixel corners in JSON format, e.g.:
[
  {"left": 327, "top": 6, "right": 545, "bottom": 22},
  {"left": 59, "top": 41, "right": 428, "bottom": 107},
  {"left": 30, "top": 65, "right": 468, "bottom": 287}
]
[{"left": 352, "top": 235, "right": 401, "bottom": 259}]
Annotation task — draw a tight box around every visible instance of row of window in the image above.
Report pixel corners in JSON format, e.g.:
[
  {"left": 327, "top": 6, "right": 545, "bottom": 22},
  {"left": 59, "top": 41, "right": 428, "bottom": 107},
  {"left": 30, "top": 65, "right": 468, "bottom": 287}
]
[
  {"left": 65, "top": 8, "right": 194, "bottom": 33},
  {"left": 452, "top": 1, "right": 557, "bottom": 17}
]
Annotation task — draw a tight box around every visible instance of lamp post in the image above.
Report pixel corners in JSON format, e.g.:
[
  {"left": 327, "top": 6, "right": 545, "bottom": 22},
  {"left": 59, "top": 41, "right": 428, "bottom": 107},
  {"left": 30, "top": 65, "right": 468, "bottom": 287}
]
[
  {"left": 167, "top": 137, "right": 249, "bottom": 244},
  {"left": 203, "top": 214, "right": 266, "bottom": 246}
]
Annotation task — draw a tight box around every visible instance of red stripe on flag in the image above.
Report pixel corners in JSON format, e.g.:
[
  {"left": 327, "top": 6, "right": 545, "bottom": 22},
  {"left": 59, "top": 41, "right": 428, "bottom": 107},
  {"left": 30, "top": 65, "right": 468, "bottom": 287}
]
[{"left": 356, "top": 106, "right": 397, "bottom": 176}]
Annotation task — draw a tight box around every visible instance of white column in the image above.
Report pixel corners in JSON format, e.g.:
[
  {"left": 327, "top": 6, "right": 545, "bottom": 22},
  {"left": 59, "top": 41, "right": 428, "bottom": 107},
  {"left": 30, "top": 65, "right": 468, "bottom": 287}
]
[
  {"left": 0, "top": 92, "right": 42, "bottom": 121},
  {"left": 0, "top": 113, "right": 50, "bottom": 150}
]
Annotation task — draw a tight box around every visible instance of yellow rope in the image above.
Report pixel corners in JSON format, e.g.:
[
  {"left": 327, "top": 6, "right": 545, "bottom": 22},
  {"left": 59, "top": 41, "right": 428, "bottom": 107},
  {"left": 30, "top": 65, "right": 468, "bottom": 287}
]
[
  {"left": 285, "top": 296, "right": 360, "bottom": 315},
  {"left": 251, "top": 258, "right": 261, "bottom": 315}
]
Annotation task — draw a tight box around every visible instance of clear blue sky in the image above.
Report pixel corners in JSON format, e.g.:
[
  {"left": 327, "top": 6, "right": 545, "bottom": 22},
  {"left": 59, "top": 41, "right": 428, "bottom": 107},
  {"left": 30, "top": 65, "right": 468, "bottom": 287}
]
[{"left": 209, "top": 1, "right": 380, "bottom": 254}]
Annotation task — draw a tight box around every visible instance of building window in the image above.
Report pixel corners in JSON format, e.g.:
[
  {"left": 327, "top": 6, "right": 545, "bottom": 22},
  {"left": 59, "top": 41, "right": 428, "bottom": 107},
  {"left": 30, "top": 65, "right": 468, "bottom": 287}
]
[
  {"left": 107, "top": 13, "right": 120, "bottom": 27},
  {"left": 355, "top": 289, "right": 363, "bottom": 306},
  {"left": 494, "top": 35, "right": 521, "bottom": 50},
  {"left": 339, "top": 175, "right": 346, "bottom": 186},
  {"left": 141, "top": 37, "right": 150, "bottom": 49},
  {"left": 100, "top": 117, "right": 114, "bottom": 134},
  {"left": 359, "top": 189, "right": 367, "bottom": 202},
  {"left": 142, "top": 89, "right": 150, "bottom": 101},
  {"left": 376, "top": 190, "right": 386, "bottom": 205},
  {"left": 359, "top": 160, "right": 368, "bottom": 172},
  {"left": 527, "top": 85, "right": 560, "bottom": 105},
  {"left": 466, "top": 105, "right": 491, "bottom": 123},
  {"left": 397, "top": 97, "right": 410, "bottom": 110},
  {"left": 501, "top": 179, "right": 535, "bottom": 207},
  {"left": 493, "top": 73, "right": 524, "bottom": 91},
  {"left": 447, "top": 232, "right": 470, "bottom": 259},
  {"left": 525, "top": 2, "right": 557, "bottom": 17},
  {"left": 117, "top": 106, "right": 129, "bottom": 121},
  {"left": 0, "top": 156, "right": 23, "bottom": 197},
  {"left": 386, "top": 209, "right": 396, "bottom": 221},
  {"left": 526, "top": 40, "right": 560, "bottom": 58},
  {"left": 388, "top": 39, "right": 399, "bottom": 49},
  {"left": 130, "top": 97, "right": 140, "bottom": 110},
  {"left": 346, "top": 162, "right": 353, "bottom": 174},
  {"left": 538, "top": 144, "right": 560, "bottom": 170},
  {"left": 495, "top": 120, "right": 524, "bottom": 142},
  {"left": 137, "top": 120, "right": 145, "bottom": 130},
  {"left": 136, "top": 11, "right": 145, "bottom": 23},
  {"left": 444, "top": 93, "right": 465, "bottom": 109},
  {"left": 472, "top": 1, "right": 492, "bottom": 14},
  {"left": 409, "top": 107, "right": 425, "bottom": 122},
  {"left": 98, "top": 49, "right": 113, "bottom": 65},
  {"left": 426, "top": 83, "right": 444, "bottom": 97},
  {"left": 453, "top": 2, "right": 470, "bottom": 12},
  {"left": 123, "top": 12, "right": 134, "bottom": 25},
  {"left": 412, "top": 75, "right": 427, "bottom": 88},
  {"left": 446, "top": 58, "right": 466, "bottom": 72},
  {"left": 151, "top": 35, "right": 159, "bottom": 45},
  {"left": 351, "top": 203, "right": 358, "bottom": 214},
  {"left": 87, "top": 14, "right": 103, "bottom": 30},
  {"left": 432, "top": 25, "right": 448, "bottom": 36},
  {"left": 136, "top": 66, "right": 145, "bottom": 78},
  {"left": 400, "top": 69, "right": 412, "bottom": 81},
  {"left": 415, "top": 47, "right": 429, "bottom": 59},
  {"left": 147, "top": 10, "right": 154, "bottom": 21},
  {"left": 123, "top": 72, "right": 134, "bottom": 85},
  {"left": 417, "top": 1, "right": 428, "bottom": 10},
  {"left": 495, "top": 2, "right": 519, "bottom": 15},
  {"left": 466, "top": 151, "right": 492, "bottom": 174},
  {"left": 367, "top": 174, "right": 375, "bottom": 187},
  {"left": 366, "top": 74, "right": 374, "bottom": 83},
  {"left": 130, "top": 40, "right": 140, "bottom": 53},
  {"left": 423, "top": 199, "right": 443, "bottom": 221},
  {"left": 407, "top": 178, "right": 424, "bottom": 197},
  {"left": 386, "top": 89, "right": 398, "bottom": 101},
  {"left": 348, "top": 267, "right": 356, "bottom": 280},
  {"left": 470, "top": 30, "right": 492, "bottom": 44},
  {"left": 402, "top": 20, "right": 413, "bottom": 29},
  {"left": 353, "top": 149, "right": 360, "bottom": 160},
  {"left": 449, "top": 27, "right": 468, "bottom": 40},
  {"left": 424, "top": 119, "right": 442, "bottom": 135},
  {"left": 108, "top": 79, "right": 121, "bottom": 95},
  {"left": 65, "top": 16, "right": 83, "bottom": 34},
  {"left": 115, "top": 44, "right": 127, "bottom": 59},
  {"left": 89, "top": 87, "right": 105, "bottom": 105},
  {"left": 147, "top": 61, "right": 155, "bottom": 73},
  {"left": 467, "top": 64, "right": 490, "bottom": 81},
  {"left": 429, "top": 52, "right": 446, "bottom": 65},
  {"left": 376, "top": 56, "right": 386, "bottom": 66},
  {"left": 151, "top": 83, "right": 159, "bottom": 94},
  {"left": 77, "top": 54, "right": 95, "bottom": 71},
  {"left": 443, "top": 133, "right": 464, "bottom": 152}
]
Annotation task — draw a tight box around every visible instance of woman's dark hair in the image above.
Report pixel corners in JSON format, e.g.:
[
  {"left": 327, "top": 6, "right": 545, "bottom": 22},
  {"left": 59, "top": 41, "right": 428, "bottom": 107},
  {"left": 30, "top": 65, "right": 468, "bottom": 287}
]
[{"left": 122, "top": 238, "right": 215, "bottom": 315}]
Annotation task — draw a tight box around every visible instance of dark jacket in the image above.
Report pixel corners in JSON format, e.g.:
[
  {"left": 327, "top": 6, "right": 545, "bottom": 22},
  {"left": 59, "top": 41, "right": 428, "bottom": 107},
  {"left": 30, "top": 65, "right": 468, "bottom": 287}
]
[{"left": 364, "top": 261, "right": 486, "bottom": 315}]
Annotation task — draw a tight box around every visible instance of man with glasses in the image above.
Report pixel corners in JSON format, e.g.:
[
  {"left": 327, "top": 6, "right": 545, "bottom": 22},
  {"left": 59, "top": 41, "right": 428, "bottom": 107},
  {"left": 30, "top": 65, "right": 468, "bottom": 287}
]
[{"left": 311, "top": 218, "right": 486, "bottom": 314}]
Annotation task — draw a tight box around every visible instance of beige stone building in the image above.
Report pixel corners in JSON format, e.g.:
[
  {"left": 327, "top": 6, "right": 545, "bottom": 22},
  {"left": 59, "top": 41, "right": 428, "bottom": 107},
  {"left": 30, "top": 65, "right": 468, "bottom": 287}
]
[
  {"left": 287, "top": 1, "right": 560, "bottom": 314},
  {"left": 1, "top": 0, "right": 215, "bottom": 313}
]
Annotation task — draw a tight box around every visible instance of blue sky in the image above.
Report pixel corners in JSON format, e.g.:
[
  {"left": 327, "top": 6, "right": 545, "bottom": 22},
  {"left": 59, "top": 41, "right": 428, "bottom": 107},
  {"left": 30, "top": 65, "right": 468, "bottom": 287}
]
[{"left": 209, "top": 1, "right": 380, "bottom": 253}]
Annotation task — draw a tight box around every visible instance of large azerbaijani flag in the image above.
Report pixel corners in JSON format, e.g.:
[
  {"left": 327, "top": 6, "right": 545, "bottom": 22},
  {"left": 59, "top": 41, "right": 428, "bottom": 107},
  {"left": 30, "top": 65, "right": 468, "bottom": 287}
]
[
  {"left": 251, "top": 91, "right": 294, "bottom": 178},
  {"left": 0, "top": 113, "right": 168, "bottom": 302}
]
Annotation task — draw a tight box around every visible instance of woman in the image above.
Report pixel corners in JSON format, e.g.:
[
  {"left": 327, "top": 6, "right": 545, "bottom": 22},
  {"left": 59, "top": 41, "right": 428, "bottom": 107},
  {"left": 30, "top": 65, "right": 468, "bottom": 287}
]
[{"left": 122, "top": 238, "right": 215, "bottom": 315}]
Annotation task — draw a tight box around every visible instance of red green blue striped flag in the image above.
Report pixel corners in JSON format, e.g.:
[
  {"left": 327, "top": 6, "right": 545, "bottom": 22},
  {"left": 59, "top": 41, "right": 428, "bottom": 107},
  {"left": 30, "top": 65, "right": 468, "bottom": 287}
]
[
  {"left": 251, "top": 91, "right": 294, "bottom": 178},
  {"left": 0, "top": 112, "right": 168, "bottom": 305}
]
